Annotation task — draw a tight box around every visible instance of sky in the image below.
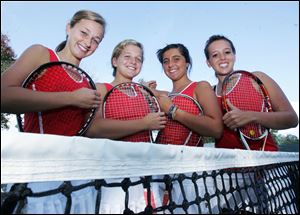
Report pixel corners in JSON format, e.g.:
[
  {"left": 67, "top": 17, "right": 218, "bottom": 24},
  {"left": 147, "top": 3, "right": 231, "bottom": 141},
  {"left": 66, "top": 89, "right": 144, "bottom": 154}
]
[{"left": 1, "top": 1, "right": 299, "bottom": 137}]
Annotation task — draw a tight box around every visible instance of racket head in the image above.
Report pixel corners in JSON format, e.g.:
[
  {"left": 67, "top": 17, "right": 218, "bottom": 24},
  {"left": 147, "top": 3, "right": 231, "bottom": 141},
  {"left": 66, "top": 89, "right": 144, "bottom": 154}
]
[
  {"left": 221, "top": 70, "right": 272, "bottom": 141},
  {"left": 102, "top": 82, "right": 160, "bottom": 143},
  {"left": 16, "top": 61, "right": 97, "bottom": 136},
  {"left": 156, "top": 93, "right": 203, "bottom": 146}
]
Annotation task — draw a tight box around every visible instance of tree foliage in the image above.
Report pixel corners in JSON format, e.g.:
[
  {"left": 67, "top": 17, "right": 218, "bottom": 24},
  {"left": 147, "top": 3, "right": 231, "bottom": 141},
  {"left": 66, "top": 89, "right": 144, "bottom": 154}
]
[
  {"left": 203, "top": 136, "right": 215, "bottom": 144},
  {"left": 1, "top": 33, "right": 16, "bottom": 129},
  {"left": 1, "top": 33, "right": 16, "bottom": 73},
  {"left": 202, "top": 129, "right": 299, "bottom": 145},
  {"left": 270, "top": 129, "right": 298, "bottom": 144}
]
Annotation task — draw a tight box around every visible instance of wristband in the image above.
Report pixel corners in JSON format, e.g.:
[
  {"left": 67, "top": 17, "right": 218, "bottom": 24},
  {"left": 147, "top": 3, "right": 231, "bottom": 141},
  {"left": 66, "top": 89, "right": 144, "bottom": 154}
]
[
  {"left": 167, "top": 104, "right": 177, "bottom": 120},
  {"left": 172, "top": 106, "right": 178, "bottom": 120}
]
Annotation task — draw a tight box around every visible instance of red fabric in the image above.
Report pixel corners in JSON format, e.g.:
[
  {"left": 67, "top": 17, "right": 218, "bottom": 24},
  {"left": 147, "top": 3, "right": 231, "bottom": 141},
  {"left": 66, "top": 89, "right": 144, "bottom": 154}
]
[
  {"left": 103, "top": 83, "right": 155, "bottom": 142},
  {"left": 181, "top": 82, "right": 197, "bottom": 97},
  {"left": 49, "top": 49, "right": 58, "bottom": 62},
  {"left": 216, "top": 77, "right": 278, "bottom": 151},
  {"left": 156, "top": 82, "right": 203, "bottom": 146},
  {"left": 24, "top": 48, "right": 91, "bottom": 136},
  {"left": 224, "top": 74, "right": 268, "bottom": 139},
  {"left": 104, "top": 83, "right": 114, "bottom": 92}
]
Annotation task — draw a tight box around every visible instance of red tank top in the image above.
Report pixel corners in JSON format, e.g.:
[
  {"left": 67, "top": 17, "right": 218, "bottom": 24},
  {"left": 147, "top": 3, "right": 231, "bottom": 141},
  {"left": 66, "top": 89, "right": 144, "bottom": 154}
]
[
  {"left": 156, "top": 82, "right": 203, "bottom": 147},
  {"left": 104, "top": 83, "right": 114, "bottom": 92},
  {"left": 24, "top": 48, "right": 90, "bottom": 136},
  {"left": 215, "top": 84, "right": 278, "bottom": 151}
]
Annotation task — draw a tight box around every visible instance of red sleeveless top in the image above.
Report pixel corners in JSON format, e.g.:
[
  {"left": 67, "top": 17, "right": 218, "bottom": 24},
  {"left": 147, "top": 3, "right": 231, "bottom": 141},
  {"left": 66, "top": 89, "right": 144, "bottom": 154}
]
[
  {"left": 156, "top": 82, "right": 203, "bottom": 147},
  {"left": 104, "top": 83, "right": 114, "bottom": 92},
  {"left": 24, "top": 48, "right": 90, "bottom": 136}
]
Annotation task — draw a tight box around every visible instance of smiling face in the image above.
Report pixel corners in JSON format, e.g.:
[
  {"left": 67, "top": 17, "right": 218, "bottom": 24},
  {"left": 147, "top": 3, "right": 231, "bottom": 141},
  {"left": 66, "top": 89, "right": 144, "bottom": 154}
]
[
  {"left": 112, "top": 44, "right": 143, "bottom": 79},
  {"left": 66, "top": 19, "right": 104, "bottom": 60},
  {"left": 162, "top": 48, "right": 189, "bottom": 81},
  {"left": 206, "top": 39, "right": 236, "bottom": 77}
]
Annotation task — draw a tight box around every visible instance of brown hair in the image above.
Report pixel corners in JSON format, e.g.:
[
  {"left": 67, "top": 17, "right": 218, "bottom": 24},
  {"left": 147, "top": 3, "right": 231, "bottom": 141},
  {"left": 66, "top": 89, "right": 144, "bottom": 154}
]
[
  {"left": 56, "top": 10, "right": 106, "bottom": 52},
  {"left": 111, "top": 39, "right": 144, "bottom": 77}
]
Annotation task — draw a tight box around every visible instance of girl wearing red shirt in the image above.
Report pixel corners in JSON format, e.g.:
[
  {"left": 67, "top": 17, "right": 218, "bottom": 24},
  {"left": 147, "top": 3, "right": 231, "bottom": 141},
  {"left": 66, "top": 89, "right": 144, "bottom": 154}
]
[
  {"left": 86, "top": 39, "right": 167, "bottom": 141},
  {"left": 204, "top": 35, "right": 298, "bottom": 151},
  {"left": 154, "top": 43, "right": 223, "bottom": 144},
  {"left": 1, "top": 10, "right": 106, "bottom": 136}
]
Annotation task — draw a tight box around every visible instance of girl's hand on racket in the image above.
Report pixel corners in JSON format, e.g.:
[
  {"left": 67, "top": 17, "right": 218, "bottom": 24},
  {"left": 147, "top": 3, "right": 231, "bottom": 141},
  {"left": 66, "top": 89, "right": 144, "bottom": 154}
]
[
  {"left": 223, "top": 99, "right": 253, "bottom": 129},
  {"left": 146, "top": 80, "right": 157, "bottom": 89},
  {"left": 142, "top": 112, "right": 167, "bottom": 130},
  {"left": 139, "top": 79, "right": 157, "bottom": 89},
  {"left": 71, "top": 88, "right": 101, "bottom": 109}
]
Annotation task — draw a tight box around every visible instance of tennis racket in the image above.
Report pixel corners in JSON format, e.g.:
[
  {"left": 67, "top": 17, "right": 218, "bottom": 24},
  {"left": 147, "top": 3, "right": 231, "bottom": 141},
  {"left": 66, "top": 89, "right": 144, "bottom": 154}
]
[
  {"left": 156, "top": 93, "right": 204, "bottom": 146},
  {"left": 102, "top": 82, "right": 160, "bottom": 143},
  {"left": 16, "top": 61, "right": 97, "bottom": 136},
  {"left": 221, "top": 70, "right": 272, "bottom": 151}
]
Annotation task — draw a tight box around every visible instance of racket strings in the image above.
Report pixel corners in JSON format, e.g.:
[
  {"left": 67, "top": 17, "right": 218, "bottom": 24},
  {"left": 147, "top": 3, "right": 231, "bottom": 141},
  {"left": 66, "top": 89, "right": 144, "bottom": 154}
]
[
  {"left": 156, "top": 95, "right": 202, "bottom": 146},
  {"left": 140, "top": 88, "right": 158, "bottom": 112},
  {"left": 104, "top": 84, "right": 159, "bottom": 142},
  {"left": 119, "top": 85, "right": 138, "bottom": 97},
  {"left": 24, "top": 108, "right": 88, "bottom": 135},
  {"left": 105, "top": 90, "right": 150, "bottom": 120},
  {"left": 62, "top": 64, "right": 84, "bottom": 83},
  {"left": 224, "top": 73, "right": 268, "bottom": 139},
  {"left": 22, "top": 63, "right": 95, "bottom": 136},
  {"left": 26, "top": 65, "right": 88, "bottom": 92}
]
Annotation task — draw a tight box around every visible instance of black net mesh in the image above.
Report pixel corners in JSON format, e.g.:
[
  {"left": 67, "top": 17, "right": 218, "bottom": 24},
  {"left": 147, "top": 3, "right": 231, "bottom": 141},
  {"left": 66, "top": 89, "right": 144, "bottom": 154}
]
[{"left": 1, "top": 161, "right": 298, "bottom": 214}]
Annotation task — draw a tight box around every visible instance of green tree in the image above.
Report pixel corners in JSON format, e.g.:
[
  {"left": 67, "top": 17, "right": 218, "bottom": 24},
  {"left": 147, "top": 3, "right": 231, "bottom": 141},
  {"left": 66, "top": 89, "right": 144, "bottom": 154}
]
[
  {"left": 202, "top": 129, "right": 299, "bottom": 146},
  {"left": 271, "top": 129, "right": 299, "bottom": 145},
  {"left": 270, "top": 129, "right": 281, "bottom": 144},
  {"left": 203, "top": 136, "right": 215, "bottom": 144},
  {"left": 1, "top": 113, "right": 9, "bottom": 129},
  {"left": 1, "top": 33, "right": 16, "bottom": 129},
  {"left": 283, "top": 134, "right": 299, "bottom": 144}
]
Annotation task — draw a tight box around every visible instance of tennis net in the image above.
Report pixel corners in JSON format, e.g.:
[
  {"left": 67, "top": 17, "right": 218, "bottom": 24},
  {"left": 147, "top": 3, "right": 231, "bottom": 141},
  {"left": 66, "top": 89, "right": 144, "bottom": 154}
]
[{"left": 1, "top": 131, "right": 298, "bottom": 214}]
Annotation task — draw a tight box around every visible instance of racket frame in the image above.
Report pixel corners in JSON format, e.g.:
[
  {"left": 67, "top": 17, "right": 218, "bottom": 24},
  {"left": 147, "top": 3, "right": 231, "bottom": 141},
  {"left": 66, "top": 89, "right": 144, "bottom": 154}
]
[
  {"left": 221, "top": 70, "right": 272, "bottom": 150},
  {"left": 159, "top": 93, "right": 204, "bottom": 146},
  {"left": 16, "top": 61, "right": 97, "bottom": 136},
  {"left": 102, "top": 82, "right": 160, "bottom": 143}
]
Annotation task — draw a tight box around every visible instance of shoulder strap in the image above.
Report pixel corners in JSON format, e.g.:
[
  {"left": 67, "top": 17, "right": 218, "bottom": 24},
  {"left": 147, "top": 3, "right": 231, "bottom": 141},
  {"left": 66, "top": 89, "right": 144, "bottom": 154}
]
[
  {"left": 104, "top": 83, "right": 114, "bottom": 92},
  {"left": 181, "top": 82, "right": 197, "bottom": 97},
  {"left": 48, "top": 48, "right": 59, "bottom": 62}
]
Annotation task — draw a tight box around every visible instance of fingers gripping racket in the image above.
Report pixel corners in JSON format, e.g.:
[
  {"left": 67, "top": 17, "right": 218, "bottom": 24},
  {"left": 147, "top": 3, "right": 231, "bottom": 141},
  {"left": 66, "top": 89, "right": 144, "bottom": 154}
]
[
  {"left": 156, "top": 93, "right": 204, "bottom": 146},
  {"left": 102, "top": 82, "right": 160, "bottom": 143},
  {"left": 221, "top": 70, "right": 272, "bottom": 151},
  {"left": 16, "top": 61, "right": 97, "bottom": 136}
]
